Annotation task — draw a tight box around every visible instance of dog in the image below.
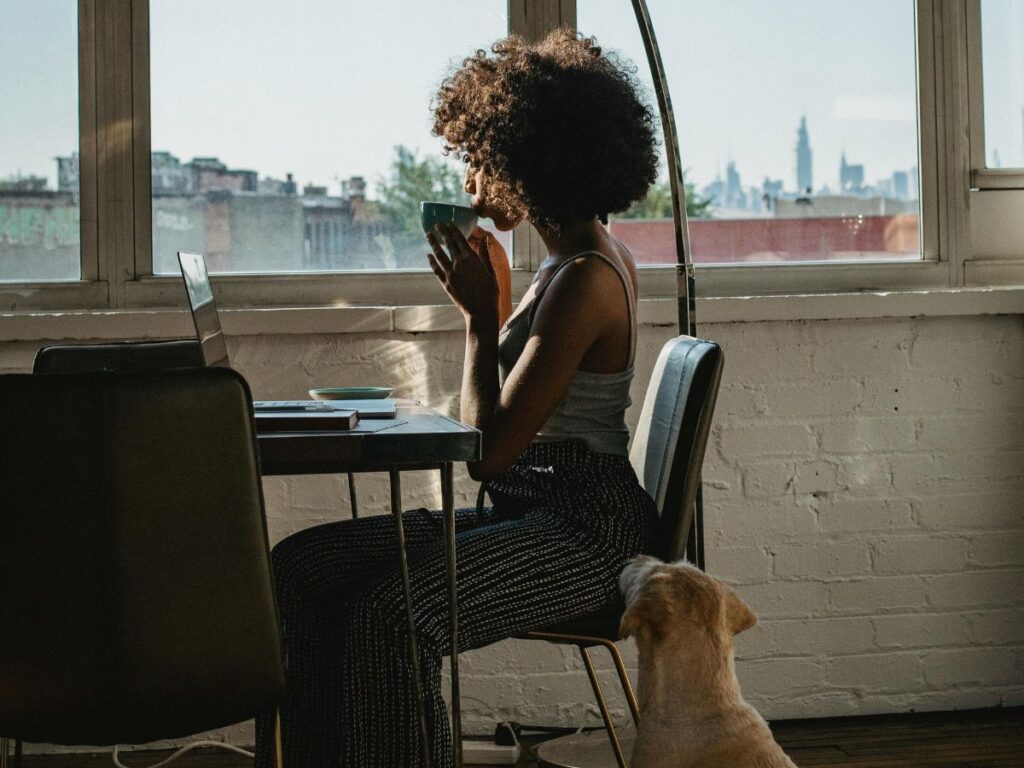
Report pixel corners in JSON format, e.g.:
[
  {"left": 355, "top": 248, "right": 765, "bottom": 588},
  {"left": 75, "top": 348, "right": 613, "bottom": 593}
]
[{"left": 619, "top": 555, "right": 797, "bottom": 768}]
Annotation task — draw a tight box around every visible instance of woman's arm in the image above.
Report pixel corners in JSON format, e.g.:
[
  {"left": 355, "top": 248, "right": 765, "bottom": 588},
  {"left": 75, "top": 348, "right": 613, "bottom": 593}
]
[
  {"left": 466, "top": 257, "right": 620, "bottom": 479},
  {"left": 427, "top": 223, "right": 623, "bottom": 479}
]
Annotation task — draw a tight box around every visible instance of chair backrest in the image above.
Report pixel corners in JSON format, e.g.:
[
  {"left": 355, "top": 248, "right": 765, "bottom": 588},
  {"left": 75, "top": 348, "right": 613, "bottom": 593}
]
[
  {"left": 33, "top": 339, "right": 203, "bottom": 374},
  {"left": 629, "top": 336, "right": 724, "bottom": 562},
  {"left": 0, "top": 367, "right": 283, "bottom": 746}
]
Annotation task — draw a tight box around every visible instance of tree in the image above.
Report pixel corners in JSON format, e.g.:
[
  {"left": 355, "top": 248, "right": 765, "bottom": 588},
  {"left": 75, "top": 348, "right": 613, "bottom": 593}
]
[
  {"left": 618, "top": 178, "right": 712, "bottom": 220},
  {"left": 375, "top": 146, "right": 469, "bottom": 259}
]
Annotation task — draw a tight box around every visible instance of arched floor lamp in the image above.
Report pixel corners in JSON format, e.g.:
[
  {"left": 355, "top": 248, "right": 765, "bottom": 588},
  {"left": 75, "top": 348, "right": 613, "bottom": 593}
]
[
  {"left": 632, "top": 0, "right": 706, "bottom": 571},
  {"left": 534, "top": 1, "right": 702, "bottom": 765}
]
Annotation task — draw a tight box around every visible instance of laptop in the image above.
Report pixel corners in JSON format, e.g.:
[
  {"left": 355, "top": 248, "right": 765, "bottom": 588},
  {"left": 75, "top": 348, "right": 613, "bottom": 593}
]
[{"left": 177, "top": 251, "right": 398, "bottom": 423}]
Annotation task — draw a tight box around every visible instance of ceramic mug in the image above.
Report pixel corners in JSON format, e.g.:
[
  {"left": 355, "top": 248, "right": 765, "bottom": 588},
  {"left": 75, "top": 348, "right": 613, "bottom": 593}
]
[{"left": 419, "top": 201, "right": 478, "bottom": 238}]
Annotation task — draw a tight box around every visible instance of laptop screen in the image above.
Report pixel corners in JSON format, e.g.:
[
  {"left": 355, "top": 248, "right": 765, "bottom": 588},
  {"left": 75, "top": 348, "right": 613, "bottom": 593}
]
[{"left": 178, "top": 252, "right": 230, "bottom": 368}]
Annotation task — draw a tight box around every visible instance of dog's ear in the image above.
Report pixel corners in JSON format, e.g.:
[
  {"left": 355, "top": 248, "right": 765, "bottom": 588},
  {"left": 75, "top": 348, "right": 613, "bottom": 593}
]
[
  {"left": 619, "top": 602, "right": 641, "bottom": 639},
  {"left": 722, "top": 585, "right": 757, "bottom": 635},
  {"left": 619, "top": 577, "right": 673, "bottom": 640}
]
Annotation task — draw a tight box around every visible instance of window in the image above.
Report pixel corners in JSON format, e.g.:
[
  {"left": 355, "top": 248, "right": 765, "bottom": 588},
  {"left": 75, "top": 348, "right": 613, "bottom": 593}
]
[
  {"left": 980, "top": 0, "right": 1024, "bottom": 169},
  {"left": 1, "top": 1, "right": 1006, "bottom": 310},
  {"left": 147, "top": 0, "right": 509, "bottom": 276},
  {"left": 0, "top": 0, "right": 81, "bottom": 283},
  {"left": 581, "top": 0, "right": 923, "bottom": 266}
]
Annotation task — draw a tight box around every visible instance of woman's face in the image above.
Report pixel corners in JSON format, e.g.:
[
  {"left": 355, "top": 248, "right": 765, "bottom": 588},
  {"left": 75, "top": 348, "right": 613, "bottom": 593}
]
[{"left": 465, "top": 163, "right": 523, "bottom": 231}]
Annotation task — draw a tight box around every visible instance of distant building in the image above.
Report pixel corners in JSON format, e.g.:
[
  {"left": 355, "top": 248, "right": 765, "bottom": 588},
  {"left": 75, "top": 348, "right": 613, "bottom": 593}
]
[
  {"left": 748, "top": 186, "right": 762, "bottom": 212},
  {"left": 701, "top": 176, "right": 725, "bottom": 208},
  {"left": 57, "top": 153, "right": 79, "bottom": 194},
  {"left": 0, "top": 175, "right": 48, "bottom": 193},
  {"left": 724, "top": 161, "right": 746, "bottom": 209},
  {"left": 774, "top": 194, "right": 916, "bottom": 219},
  {"left": 795, "top": 116, "right": 813, "bottom": 194},
  {"left": 258, "top": 175, "right": 294, "bottom": 196},
  {"left": 0, "top": 178, "right": 80, "bottom": 280},
  {"left": 151, "top": 152, "right": 193, "bottom": 196},
  {"left": 892, "top": 171, "right": 909, "bottom": 200},
  {"left": 189, "top": 157, "right": 257, "bottom": 194},
  {"left": 840, "top": 152, "right": 865, "bottom": 194}
]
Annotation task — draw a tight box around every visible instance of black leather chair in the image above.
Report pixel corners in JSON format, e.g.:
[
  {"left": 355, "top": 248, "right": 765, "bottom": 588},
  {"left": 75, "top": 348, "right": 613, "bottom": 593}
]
[
  {"left": 520, "top": 336, "right": 724, "bottom": 768},
  {"left": 0, "top": 367, "right": 285, "bottom": 767},
  {"left": 32, "top": 338, "right": 204, "bottom": 374},
  {"left": 34, "top": 339, "right": 365, "bottom": 520}
]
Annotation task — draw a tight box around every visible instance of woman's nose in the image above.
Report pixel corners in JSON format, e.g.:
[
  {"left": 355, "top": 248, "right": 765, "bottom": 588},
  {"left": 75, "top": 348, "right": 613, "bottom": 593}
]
[{"left": 464, "top": 166, "right": 476, "bottom": 195}]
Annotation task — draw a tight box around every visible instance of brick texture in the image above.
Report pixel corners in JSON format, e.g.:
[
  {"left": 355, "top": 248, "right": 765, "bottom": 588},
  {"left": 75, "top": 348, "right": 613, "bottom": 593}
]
[{"left": 6, "top": 313, "right": 1024, "bottom": 745}]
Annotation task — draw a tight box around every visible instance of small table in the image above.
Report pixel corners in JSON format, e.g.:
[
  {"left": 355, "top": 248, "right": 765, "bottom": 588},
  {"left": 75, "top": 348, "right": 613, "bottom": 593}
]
[{"left": 258, "top": 404, "right": 480, "bottom": 768}]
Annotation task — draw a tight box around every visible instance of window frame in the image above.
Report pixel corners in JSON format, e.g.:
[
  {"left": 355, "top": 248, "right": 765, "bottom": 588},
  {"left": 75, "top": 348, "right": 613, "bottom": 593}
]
[
  {"left": 0, "top": 0, "right": 993, "bottom": 312},
  {"left": 967, "top": 0, "right": 1024, "bottom": 190}
]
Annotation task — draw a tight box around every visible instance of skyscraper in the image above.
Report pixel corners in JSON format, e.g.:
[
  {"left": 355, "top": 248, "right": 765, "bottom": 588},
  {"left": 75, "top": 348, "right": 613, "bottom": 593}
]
[
  {"left": 796, "top": 115, "right": 813, "bottom": 194},
  {"left": 840, "top": 152, "right": 865, "bottom": 194}
]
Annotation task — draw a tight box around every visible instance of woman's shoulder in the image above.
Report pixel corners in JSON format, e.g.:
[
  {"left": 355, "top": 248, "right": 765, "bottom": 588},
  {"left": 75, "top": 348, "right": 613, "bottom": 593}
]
[{"left": 545, "top": 244, "right": 637, "bottom": 301}]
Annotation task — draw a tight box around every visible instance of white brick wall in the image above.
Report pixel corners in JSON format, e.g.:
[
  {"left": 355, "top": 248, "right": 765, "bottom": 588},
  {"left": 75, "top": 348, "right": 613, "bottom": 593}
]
[
  {"left": 694, "top": 315, "right": 1024, "bottom": 722},
  {"left": 5, "top": 311, "right": 1023, "bottom": 750}
]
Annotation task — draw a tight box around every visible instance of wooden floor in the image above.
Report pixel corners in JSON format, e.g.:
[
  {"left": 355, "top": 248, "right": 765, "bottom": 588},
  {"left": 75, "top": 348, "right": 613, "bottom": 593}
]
[
  {"left": 768, "top": 708, "right": 1024, "bottom": 768},
  {"left": 12, "top": 707, "right": 1023, "bottom": 767}
]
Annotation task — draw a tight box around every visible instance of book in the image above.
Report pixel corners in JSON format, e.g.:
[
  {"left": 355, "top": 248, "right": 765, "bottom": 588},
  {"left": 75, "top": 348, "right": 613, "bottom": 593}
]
[{"left": 254, "top": 408, "right": 359, "bottom": 432}]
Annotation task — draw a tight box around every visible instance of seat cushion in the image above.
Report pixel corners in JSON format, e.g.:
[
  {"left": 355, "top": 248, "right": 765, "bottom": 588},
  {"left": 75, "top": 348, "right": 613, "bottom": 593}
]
[{"left": 520, "top": 599, "right": 625, "bottom": 646}]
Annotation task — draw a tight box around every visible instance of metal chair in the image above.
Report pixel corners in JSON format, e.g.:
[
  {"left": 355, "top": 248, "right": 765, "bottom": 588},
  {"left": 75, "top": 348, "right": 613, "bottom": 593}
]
[
  {"left": 520, "top": 335, "right": 724, "bottom": 768},
  {"left": 0, "top": 367, "right": 285, "bottom": 767}
]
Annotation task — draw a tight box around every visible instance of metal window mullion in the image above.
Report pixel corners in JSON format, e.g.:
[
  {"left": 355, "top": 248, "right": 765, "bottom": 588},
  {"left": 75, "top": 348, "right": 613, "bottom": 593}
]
[
  {"left": 934, "top": 0, "right": 973, "bottom": 286},
  {"left": 95, "top": 0, "right": 137, "bottom": 308},
  {"left": 78, "top": 0, "right": 100, "bottom": 285},
  {"left": 507, "top": 0, "right": 574, "bottom": 272},
  {"left": 916, "top": 0, "right": 943, "bottom": 269},
  {"left": 964, "top": 0, "right": 985, "bottom": 174},
  {"left": 132, "top": 0, "right": 153, "bottom": 280}
]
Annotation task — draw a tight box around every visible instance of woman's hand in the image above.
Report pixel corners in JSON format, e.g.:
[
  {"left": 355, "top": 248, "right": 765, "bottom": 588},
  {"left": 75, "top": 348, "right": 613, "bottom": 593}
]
[
  {"left": 426, "top": 222, "right": 499, "bottom": 326},
  {"left": 468, "top": 227, "right": 513, "bottom": 326}
]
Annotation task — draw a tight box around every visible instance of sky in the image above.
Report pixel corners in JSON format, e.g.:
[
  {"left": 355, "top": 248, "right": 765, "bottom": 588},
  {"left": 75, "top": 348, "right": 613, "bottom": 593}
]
[{"left": 2, "top": 1, "right": 1021, "bottom": 195}]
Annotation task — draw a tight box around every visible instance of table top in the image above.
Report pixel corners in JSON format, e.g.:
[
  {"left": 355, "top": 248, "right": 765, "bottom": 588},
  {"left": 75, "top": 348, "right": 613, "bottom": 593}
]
[{"left": 257, "top": 403, "right": 481, "bottom": 475}]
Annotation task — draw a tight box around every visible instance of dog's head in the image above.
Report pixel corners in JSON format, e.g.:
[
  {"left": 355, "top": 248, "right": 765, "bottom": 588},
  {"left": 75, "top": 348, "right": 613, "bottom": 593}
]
[{"left": 618, "top": 555, "right": 757, "bottom": 644}]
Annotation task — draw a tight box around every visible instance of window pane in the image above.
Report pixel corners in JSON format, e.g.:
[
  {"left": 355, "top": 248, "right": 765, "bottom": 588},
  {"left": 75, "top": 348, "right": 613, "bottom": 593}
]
[
  {"left": 981, "top": 0, "right": 1024, "bottom": 168},
  {"left": 150, "top": 1, "right": 508, "bottom": 275},
  {"left": 580, "top": 1, "right": 921, "bottom": 265},
  {"left": 0, "top": 1, "right": 80, "bottom": 282}
]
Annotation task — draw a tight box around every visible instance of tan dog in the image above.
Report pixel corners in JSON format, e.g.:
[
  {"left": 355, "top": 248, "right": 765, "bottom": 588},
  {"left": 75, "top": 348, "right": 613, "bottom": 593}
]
[{"left": 619, "top": 555, "right": 797, "bottom": 768}]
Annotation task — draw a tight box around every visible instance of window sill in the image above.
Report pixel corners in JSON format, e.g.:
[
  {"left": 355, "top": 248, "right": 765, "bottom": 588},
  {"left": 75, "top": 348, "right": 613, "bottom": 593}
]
[{"left": 3, "top": 285, "right": 1024, "bottom": 343}]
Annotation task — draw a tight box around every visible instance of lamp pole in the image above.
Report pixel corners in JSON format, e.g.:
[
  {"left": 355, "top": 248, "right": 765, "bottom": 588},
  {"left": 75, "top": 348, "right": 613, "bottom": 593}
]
[{"left": 629, "top": 0, "right": 705, "bottom": 569}]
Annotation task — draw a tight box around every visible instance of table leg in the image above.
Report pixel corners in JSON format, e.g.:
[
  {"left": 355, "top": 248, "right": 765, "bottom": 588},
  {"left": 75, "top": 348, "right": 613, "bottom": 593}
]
[
  {"left": 347, "top": 472, "right": 359, "bottom": 518},
  {"left": 389, "top": 469, "right": 432, "bottom": 768},
  {"left": 441, "top": 462, "right": 462, "bottom": 768},
  {"left": 1, "top": 737, "right": 8, "bottom": 768}
]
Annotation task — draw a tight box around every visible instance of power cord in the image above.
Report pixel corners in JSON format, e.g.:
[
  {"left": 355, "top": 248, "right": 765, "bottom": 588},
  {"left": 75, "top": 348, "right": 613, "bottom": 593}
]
[{"left": 111, "top": 740, "right": 253, "bottom": 768}]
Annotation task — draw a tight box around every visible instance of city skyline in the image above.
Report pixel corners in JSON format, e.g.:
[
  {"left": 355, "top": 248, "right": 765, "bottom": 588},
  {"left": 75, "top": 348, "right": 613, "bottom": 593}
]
[
  {"left": 3, "top": 1, "right": 1020, "bottom": 195},
  {"left": 10, "top": 114, "right": 920, "bottom": 221}
]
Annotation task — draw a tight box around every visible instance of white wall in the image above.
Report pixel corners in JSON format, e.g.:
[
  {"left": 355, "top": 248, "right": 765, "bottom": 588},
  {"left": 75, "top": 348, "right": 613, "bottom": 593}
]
[{"left": 3, "top": 309, "right": 1023, "bottom": 749}]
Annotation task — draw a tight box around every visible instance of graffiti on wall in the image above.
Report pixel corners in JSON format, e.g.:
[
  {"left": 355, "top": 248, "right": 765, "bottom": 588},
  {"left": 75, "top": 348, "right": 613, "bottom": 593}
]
[{"left": 0, "top": 205, "right": 80, "bottom": 250}]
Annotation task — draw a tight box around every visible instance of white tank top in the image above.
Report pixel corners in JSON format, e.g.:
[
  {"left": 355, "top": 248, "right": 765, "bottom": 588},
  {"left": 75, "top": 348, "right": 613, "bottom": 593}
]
[{"left": 497, "top": 250, "right": 637, "bottom": 456}]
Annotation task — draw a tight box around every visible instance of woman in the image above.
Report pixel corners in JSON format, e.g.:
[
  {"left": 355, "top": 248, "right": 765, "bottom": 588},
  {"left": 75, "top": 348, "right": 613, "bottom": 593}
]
[{"left": 256, "top": 29, "right": 660, "bottom": 768}]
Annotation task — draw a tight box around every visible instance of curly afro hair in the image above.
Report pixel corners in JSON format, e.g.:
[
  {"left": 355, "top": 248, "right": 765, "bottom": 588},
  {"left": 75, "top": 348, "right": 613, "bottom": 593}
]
[{"left": 432, "top": 29, "right": 659, "bottom": 229}]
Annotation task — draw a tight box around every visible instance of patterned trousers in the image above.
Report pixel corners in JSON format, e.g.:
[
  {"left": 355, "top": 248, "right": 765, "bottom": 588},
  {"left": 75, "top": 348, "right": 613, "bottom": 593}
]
[{"left": 254, "top": 441, "right": 657, "bottom": 768}]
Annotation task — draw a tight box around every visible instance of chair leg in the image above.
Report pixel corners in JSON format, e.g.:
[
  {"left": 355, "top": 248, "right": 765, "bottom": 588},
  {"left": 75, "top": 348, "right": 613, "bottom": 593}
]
[
  {"left": 0, "top": 737, "right": 8, "bottom": 768},
  {"left": 592, "top": 638, "right": 640, "bottom": 726},
  {"left": 578, "top": 645, "right": 628, "bottom": 768},
  {"left": 275, "top": 708, "right": 284, "bottom": 768},
  {"left": 12, "top": 741, "right": 20, "bottom": 768}
]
